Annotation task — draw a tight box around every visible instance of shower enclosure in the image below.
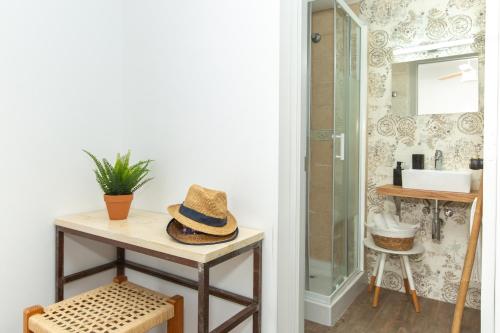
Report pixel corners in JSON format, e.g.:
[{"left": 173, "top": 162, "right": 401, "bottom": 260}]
[{"left": 304, "top": 0, "right": 366, "bottom": 326}]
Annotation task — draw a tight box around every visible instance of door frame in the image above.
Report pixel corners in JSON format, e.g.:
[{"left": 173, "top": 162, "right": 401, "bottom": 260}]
[
  {"left": 278, "top": 0, "right": 367, "bottom": 332},
  {"left": 280, "top": 0, "right": 499, "bottom": 331},
  {"left": 277, "top": 0, "right": 308, "bottom": 330},
  {"left": 481, "top": 0, "right": 499, "bottom": 331}
]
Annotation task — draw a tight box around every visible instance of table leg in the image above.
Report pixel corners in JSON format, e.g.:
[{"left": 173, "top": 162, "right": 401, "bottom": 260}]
[
  {"left": 399, "top": 256, "right": 410, "bottom": 294},
  {"left": 402, "top": 255, "right": 420, "bottom": 313},
  {"left": 116, "top": 247, "right": 125, "bottom": 277},
  {"left": 368, "top": 254, "right": 381, "bottom": 293},
  {"left": 253, "top": 242, "right": 262, "bottom": 333},
  {"left": 198, "top": 263, "right": 209, "bottom": 333},
  {"left": 372, "top": 253, "right": 386, "bottom": 308},
  {"left": 55, "top": 229, "right": 64, "bottom": 302}
]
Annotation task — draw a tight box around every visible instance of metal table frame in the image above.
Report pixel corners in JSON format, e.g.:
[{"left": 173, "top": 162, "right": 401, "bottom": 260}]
[{"left": 55, "top": 226, "right": 262, "bottom": 333}]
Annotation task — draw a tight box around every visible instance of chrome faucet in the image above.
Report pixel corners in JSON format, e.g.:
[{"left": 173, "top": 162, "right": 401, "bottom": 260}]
[{"left": 435, "top": 150, "right": 443, "bottom": 170}]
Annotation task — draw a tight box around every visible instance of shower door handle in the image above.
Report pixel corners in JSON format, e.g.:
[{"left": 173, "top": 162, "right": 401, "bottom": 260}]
[{"left": 333, "top": 133, "right": 345, "bottom": 161}]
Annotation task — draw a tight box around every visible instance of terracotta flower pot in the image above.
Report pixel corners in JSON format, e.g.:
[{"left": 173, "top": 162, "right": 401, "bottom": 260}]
[{"left": 104, "top": 194, "right": 133, "bottom": 220}]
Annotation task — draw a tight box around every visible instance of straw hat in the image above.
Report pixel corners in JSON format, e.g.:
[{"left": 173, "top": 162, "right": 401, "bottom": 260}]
[
  {"left": 166, "top": 219, "right": 239, "bottom": 245},
  {"left": 167, "top": 185, "right": 238, "bottom": 243}
]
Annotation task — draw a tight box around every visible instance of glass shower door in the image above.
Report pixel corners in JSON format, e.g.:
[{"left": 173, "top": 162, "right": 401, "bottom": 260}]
[
  {"left": 306, "top": 0, "right": 362, "bottom": 298},
  {"left": 307, "top": 0, "right": 336, "bottom": 296},
  {"left": 331, "top": 3, "right": 361, "bottom": 285}
]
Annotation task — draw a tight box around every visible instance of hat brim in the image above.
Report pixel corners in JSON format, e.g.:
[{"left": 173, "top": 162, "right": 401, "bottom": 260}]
[
  {"left": 167, "top": 204, "right": 238, "bottom": 236},
  {"left": 166, "top": 219, "right": 239, "bottom": 245}
]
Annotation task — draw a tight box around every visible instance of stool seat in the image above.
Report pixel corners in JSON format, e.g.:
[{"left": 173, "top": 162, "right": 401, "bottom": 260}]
[
  {"left": 365, "top": 236, "right": 424, "bottom": 313},
  {"left": 27, "top": 281, "right": 177, "bottom": 333}
]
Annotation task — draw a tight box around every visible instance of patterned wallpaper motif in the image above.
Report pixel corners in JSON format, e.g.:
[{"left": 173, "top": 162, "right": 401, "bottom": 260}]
[{"left": 359, "top": 0, "right": 484, "bottom": 309}]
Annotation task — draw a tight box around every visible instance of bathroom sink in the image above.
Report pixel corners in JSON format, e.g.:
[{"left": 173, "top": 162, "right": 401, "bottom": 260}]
[{"left": 402, "top": 169, "right": 472, "bottom": 193}]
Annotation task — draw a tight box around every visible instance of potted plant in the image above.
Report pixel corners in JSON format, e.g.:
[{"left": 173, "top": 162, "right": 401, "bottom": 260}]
[{"left": 84, "top": 150, "right": 153, "bottom": 220}]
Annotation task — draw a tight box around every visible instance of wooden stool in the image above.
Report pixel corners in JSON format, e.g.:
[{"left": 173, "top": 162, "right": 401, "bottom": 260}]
[
  {"left": 23, "top": 276, "right": 183, "bottom": 333},
  {"left": 365, "top": 238, "right": 424, "bottom": 313}
]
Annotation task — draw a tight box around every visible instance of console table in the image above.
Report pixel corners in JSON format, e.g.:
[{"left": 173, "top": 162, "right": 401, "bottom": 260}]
[{"left": 54, "top": 209, "right": 264, "bottom": 333}]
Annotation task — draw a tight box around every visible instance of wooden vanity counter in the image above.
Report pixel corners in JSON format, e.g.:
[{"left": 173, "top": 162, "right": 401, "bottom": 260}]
[{"left": 376, "top": 184, "right": 478, "bottom": 203}]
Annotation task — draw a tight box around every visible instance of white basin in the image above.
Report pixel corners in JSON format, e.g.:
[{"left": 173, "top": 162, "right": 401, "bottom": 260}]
[{"left": 402, "top": 169, "right": 472, "bottom": 193}]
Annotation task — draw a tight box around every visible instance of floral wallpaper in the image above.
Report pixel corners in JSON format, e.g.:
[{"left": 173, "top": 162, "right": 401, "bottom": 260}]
[{"left": 359, "top": 0, "right": 484, "bottom": 309}]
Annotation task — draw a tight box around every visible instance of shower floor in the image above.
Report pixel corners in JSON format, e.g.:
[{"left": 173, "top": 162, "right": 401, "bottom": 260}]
[
  {"left": 305, "top": 288, "right": 480, "bottom": 333},
  {"left": 308, "top": 259, "right": 347, "bottom": 296},
  {"left": 309, "top": 274, "right": 334, "bottom": 296}
]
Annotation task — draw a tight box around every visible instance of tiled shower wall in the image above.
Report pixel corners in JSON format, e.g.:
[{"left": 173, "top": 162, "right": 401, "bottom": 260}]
[
  {"left": 309, "top": 9, "right": 335, "bottom": 264},
  {"left": 359, "top": 0, "right": 484, "bottom": 309}
]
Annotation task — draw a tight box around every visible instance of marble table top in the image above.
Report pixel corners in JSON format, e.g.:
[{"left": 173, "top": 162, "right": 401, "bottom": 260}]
[{"left": 55, "top": 209, "right": 264, "bottom": 263}]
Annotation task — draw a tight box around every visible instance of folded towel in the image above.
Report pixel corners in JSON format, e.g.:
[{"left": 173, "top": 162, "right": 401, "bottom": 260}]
[
  {"left": 370, "top": 213, "right": 419, "bottom": 232},
  {"left": 394, "top": 223, "right": 419, "bottom": 231},
  {"left": 383, "top": 213, "right": 400, "bottom": 230},
  {"left": 373, "top": 213, "right": 388, "bottom": 230}
]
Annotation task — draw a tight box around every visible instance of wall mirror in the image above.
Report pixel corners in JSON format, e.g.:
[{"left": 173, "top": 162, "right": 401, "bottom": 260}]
[{"left": 390, "top": 43, "right": 481, "bottom": 116}]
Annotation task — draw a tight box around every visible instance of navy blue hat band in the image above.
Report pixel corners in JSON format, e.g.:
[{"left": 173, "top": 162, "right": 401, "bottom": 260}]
[{"left": 179, "top": 204, "right": 228, "bottom": 227}]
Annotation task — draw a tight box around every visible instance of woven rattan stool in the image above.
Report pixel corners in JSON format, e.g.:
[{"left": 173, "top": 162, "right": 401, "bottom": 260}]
[{"left": 23, "top": 277, "right": 183, "bottom": 333}]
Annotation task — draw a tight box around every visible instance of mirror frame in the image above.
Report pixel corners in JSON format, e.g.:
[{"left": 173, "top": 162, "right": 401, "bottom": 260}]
[{"left": 391, "top": 53, "right": 480, "bottom": 116}]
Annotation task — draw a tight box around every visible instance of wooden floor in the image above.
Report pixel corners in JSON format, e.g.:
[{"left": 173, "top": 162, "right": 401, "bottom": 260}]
[{"left": 305, "top": 289, "right": 480, "bottom": 333}]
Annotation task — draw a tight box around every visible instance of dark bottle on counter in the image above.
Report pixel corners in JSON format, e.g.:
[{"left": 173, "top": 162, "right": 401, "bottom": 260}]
[
  {"left": 470, "top": 158, "right": 483, "bottom": 170},
  {"left": 412, "top": 154, "right": 425, "bottom": 169},
  {"left": 393, "top": 161, "right": 403, "bottom": 186}
]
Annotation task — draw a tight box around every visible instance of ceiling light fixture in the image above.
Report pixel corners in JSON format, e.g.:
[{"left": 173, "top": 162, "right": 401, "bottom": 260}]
[{"left": 393, "top": 38, "right": 474, "bottom": 56}]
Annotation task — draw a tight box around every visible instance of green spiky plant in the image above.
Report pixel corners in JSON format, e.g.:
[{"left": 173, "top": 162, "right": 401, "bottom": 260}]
[{"left": 84, "top": 150, "right": 153, "bottom": 195}]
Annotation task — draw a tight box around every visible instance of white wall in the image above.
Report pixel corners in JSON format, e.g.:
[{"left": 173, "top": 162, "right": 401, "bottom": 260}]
[
  {"left": 0, "top": 1, "right": 280, "bottom": 332},
  {"left": 0, "top": 1, "right": 124, "bottom": 331},
  {"left": 122, "top": 1, "right": 280, "bottom": 332}
]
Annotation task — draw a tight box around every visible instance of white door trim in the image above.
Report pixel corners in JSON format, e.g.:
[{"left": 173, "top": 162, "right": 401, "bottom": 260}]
[
  {"left": 278, "top": 0, "right": 367, "bottom": 331},
  {"left": 277, "top": 0, "right": 307, "bottom": 331},
  {"left": 482, "top": 0, "right": 499, "bottom": 332}
]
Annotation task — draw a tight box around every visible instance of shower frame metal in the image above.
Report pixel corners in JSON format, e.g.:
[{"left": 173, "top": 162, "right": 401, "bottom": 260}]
[{"left": 304, "top": 0, "right": 367, "bottom": 326}]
